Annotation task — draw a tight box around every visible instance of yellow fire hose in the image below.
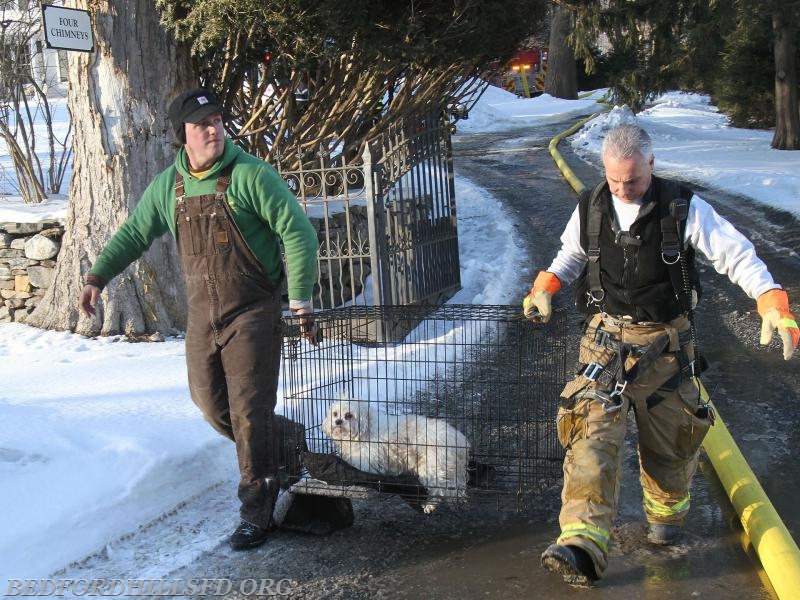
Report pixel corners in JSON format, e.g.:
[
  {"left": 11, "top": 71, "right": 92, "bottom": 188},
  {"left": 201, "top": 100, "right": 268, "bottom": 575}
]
[
  {"left": 548, "top": 113, "right": 597, "bottom": 196},
  {"left": 698, "top": 382, "right": 800, "bottom": 600},
  {"left": 548, "top": 91, "right": 611, "bottom": 195},
  {"left": 548, "top": 111, "right": 800, "bottom": 600}
]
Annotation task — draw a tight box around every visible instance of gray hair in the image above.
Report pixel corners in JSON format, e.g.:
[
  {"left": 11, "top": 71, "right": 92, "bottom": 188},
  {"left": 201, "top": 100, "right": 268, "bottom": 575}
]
[{"left": 601, "top": 124, "right": 654, "bottom": 162}]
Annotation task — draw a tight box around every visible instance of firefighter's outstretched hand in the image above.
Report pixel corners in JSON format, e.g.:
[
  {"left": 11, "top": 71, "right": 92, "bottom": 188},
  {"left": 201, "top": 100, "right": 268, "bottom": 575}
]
[
  {"left": 757, "top": 289, "right": 799, "bottom": 360},
  {"left": 523, "top": 271, "right": 562, "bottom": 324}
]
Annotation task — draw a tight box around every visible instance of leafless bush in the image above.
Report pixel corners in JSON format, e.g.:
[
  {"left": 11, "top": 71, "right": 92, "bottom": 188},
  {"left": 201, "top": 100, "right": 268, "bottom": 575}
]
[{"left": 0, "top": 5, "right": 72, "bottom": 203}]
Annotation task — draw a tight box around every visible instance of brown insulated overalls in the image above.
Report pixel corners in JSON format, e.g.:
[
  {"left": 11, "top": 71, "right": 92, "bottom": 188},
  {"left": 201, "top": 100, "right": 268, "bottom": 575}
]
[
  {"left": 555, "top": 312, "right": 713, "bottom": 576},
  {"left": 175, "top": 166, "right": 282, "bottom": 529}
]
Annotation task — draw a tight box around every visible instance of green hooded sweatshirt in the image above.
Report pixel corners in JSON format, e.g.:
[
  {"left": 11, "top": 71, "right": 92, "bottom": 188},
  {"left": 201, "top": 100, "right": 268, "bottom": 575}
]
[{"left": 89, "top": 138, "right": 318, "bottom": 302}]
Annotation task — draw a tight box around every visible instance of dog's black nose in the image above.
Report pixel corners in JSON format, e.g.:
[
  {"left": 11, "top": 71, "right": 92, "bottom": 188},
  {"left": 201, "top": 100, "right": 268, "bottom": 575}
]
[{"left": 334, "top": 418, "right": 343, "bottom": 425}]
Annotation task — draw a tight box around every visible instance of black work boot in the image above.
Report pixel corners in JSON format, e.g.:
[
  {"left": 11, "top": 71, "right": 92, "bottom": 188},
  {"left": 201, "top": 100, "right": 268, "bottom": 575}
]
[
  {"left": 541, "top": 543, "right": 599, "bottom": 588},
  {"left": 647, "top": 523, "right": 681, "bottom": 545},
  {"left": 230, "top": 477, "right": 279, "bottom": 550},
  {"left": 229, "top": 520, "right": 270, "bottom": 550}
]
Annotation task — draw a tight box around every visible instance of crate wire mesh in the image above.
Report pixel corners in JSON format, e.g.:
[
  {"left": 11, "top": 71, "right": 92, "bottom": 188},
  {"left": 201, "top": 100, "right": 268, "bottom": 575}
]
[{"left": 280, "top": 304, "right": 571, "bottom": 510}]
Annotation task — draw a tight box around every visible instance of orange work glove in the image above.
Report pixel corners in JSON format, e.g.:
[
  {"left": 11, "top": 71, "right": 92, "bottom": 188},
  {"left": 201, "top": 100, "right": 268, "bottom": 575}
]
[
  {"left": 757, "top": 289, "right": 799, "bottom": 360},
  {"left": 523, "top": 271, "right": 562, "bottom": 323}
]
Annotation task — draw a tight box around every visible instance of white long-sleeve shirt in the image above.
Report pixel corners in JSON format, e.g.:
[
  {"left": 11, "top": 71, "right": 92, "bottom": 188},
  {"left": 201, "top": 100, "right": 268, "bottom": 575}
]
[{"left": 547, "top": 193, "right": 779, "bottom": 300}]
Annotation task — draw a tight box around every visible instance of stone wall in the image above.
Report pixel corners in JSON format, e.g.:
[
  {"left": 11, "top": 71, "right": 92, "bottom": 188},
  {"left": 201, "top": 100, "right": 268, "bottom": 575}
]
[
  {"left": 0, "top": 220, "right": 64, "bottom": 324},
  {"left": 0, "top": 205, "right": 372, "bottom": 324}
]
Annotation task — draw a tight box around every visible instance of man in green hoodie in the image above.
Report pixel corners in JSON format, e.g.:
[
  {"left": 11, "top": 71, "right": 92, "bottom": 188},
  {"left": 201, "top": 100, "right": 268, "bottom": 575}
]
[{"left": 78, "top": 87, "right": 320, "bottom": 550}]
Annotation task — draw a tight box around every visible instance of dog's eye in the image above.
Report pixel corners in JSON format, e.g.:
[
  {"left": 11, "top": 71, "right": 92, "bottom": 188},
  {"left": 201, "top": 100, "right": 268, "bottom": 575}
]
[
  {"left": 332, "top": 411, "right": 338, "bottom": 418},
  {"left": 344, "top": 412, "right": 353, "bottom": 419}
]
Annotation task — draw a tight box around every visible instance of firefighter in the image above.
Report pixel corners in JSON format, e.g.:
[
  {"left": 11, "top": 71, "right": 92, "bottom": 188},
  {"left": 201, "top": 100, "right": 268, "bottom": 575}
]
[{"left": 524, "top": 123, "right": 798, "bottom": 587}]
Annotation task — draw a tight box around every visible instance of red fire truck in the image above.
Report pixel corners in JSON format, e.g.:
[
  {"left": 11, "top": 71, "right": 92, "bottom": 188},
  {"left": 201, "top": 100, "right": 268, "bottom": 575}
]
[{"left": 505, "top": 47, "right": 546, "bottom": 97}]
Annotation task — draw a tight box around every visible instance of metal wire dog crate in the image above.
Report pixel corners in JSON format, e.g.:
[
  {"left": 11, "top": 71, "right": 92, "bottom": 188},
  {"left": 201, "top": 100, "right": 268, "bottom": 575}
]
[{"left": 280, "top": 304, "right": 572, "bottom": 510}]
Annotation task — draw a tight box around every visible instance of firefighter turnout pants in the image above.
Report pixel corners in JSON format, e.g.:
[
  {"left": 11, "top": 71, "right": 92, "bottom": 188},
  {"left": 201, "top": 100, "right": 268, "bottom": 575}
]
[{"left": 555, "top": 313, "right": 713, "bottom": 576}]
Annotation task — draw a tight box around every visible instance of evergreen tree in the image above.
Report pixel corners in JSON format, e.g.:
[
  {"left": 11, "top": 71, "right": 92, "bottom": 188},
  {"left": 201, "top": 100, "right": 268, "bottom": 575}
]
[
  {"left": 563, "top": 0, "right": 799, "bottom": 148},
  {"left": 156, "top": 0, "right": 548, "bottom": 168},
  {"left": 714, "top": 3, "right": 775, "bottom": 128}
]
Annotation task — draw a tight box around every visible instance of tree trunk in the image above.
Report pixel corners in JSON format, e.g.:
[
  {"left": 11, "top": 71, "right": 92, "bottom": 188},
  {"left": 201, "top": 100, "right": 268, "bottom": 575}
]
[
  {"left": 545, "top": 3, "right": 578, "bottom": 100},
  {"left": 771, "top": 11, "right": 800, "bottom": 150},
  {"left": 28, "top": 1, "right": 196, "bottom": 336}
]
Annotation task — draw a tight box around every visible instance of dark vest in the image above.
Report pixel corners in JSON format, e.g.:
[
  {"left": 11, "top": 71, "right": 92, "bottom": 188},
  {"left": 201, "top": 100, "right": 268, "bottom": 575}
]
[{"left": 574, "top": 176, "right": 701, "bottom": 322}]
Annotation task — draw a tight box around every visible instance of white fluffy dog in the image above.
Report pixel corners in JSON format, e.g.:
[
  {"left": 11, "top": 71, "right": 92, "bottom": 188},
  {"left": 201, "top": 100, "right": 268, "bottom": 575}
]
[{"left": 321, "top": 397, "right": 470, "bottom": 514}]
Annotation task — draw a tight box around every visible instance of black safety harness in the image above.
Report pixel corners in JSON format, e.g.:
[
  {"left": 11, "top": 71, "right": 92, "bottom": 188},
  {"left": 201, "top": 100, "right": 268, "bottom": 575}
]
[
  {"left": 584, "top": 180, "right": 695, "bottom": 313},
  {"left": 577, "top": 181, "right": 702, "bottom": 412}
]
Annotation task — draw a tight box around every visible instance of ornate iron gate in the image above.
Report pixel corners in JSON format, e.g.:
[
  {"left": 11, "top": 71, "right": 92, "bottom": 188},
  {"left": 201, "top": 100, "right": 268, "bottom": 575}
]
[{"left": 278, "top": 110, "right": 460, "bottom": 310}]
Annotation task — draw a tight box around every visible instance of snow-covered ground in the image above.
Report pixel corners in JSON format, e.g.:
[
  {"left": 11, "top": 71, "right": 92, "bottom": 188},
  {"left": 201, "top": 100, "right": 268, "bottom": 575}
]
[{"left": 2, "top": 86, "right": 798, "bottom": 587}]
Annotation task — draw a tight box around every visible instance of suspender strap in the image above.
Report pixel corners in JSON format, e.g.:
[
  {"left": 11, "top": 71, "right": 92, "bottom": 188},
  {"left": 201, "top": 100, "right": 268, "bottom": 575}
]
[
  {"left": 660, "top": 209, "right": 682, "bottom": 260},
  {"left": 586, "top": 182, "right": 606, "bottom": 305},
  {"left": 174, "top": 172, "right": 186, "bottom": 217},
  {"left": 173, "top": 164, "right": 234, "bottom": 199},
  {"left": 661, "top": 207, "right": 687, "bottom": 311},
  {"left": 174, "top": 171, "right": 186, "bottom": 207},
  {"left": 174, "top": 174, "right": 185, "bottom": 198},
  {"left": 660, "top": 182, "right": 692, "bottom": 313},
  {"left": 215, "top": 165, "right": 233, "bottom": 196}
]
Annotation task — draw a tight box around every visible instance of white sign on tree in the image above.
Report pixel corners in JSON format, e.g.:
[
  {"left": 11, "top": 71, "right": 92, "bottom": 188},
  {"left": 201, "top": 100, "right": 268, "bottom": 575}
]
[{"left": 41, "top": 5, "right": 94, "bottom": 53}]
